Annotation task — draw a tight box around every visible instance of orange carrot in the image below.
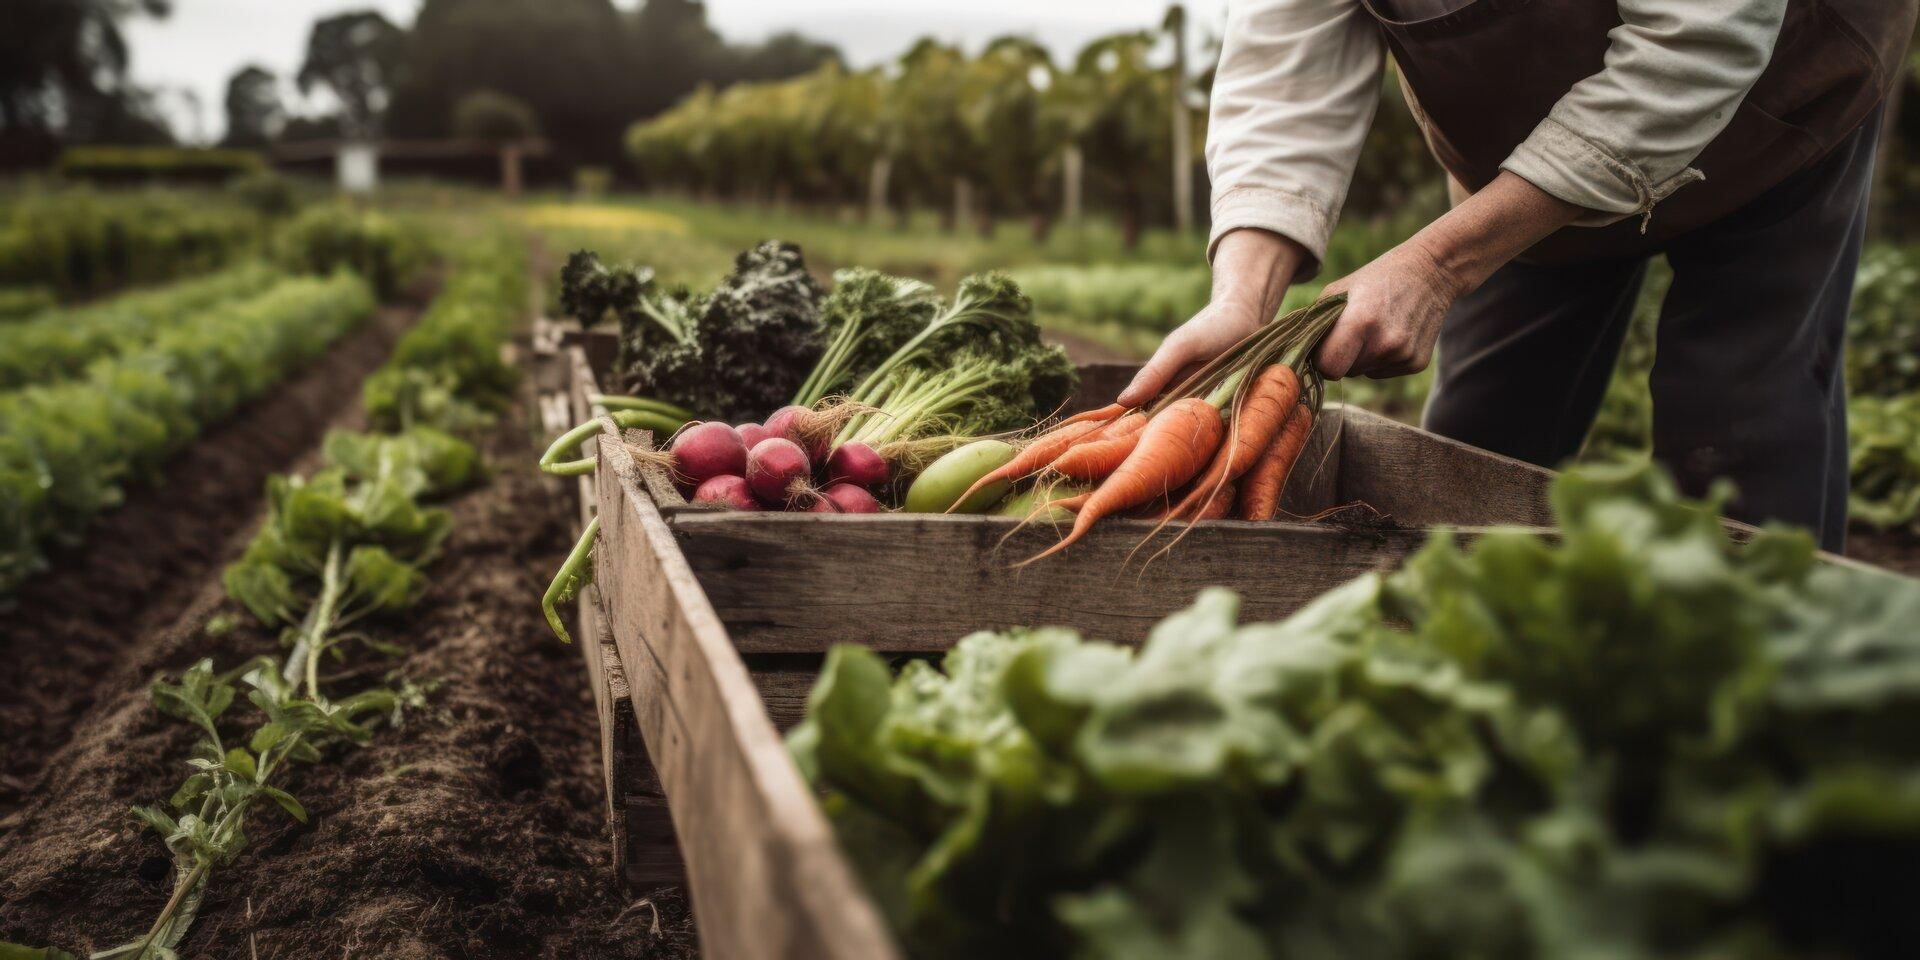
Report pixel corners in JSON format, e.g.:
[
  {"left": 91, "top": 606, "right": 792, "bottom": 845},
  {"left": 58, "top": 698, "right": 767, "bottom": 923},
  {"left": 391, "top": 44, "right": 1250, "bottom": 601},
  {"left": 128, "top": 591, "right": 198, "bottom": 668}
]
[
  {"left": 943, "top": 414, "right": 1116, "bottom": 513},
  {"left": 1159, "top": 365, "right": 1300, "bottom": 523},
  {"left": 1237, "top": 403, "right": 1313, "bottom": 521},
  {"left": 1056, "top": 402, "right": 1126, "bottom": 428},
  {"left": 1048, "top": 412, "right": 1149, "bottom": 481},
  {"left": 1194, "top": 481, "right": 1237, "bottom": 521},
  {"left": 1021, "top": 398, "right": 1225, "bottom": 564}
]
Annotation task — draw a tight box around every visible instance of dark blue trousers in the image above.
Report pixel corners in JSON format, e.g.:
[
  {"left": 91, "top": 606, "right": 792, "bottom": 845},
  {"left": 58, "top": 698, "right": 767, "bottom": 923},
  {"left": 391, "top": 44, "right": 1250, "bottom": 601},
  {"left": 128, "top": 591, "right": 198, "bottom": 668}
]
[{"left": 1424, "top": 112, "right": 1882, "bottom": 551}]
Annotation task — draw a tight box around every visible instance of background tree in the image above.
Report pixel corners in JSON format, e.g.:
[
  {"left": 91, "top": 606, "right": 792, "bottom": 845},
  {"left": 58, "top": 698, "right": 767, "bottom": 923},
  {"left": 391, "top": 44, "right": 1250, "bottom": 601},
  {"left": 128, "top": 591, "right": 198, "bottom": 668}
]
[
  {"left": 453, "top": 89, "right": 540, "bottom": 142},
  {"left": 221, "top": 65, "right": 284, "bottom": 148},
  {"left": 296, "top": 9, "right": 406, "bottom": 139},
  {"left": 1069, "top": 32, "right": 1178, "bottom": 248},
  {"left": 388, "top": 0, "right": 636, "bottom": 167},
  {"left": 0, "top": 0, "right": 174, "bottom": 162},
  {"left": 889, "top": 40, "right": 973, "bottom": 229},
  {"left": 960, "top": 37, "right": 1057, "bottom": 236},
  {"left": 626, "top": 0, "right": 731, "bottom": 119}
]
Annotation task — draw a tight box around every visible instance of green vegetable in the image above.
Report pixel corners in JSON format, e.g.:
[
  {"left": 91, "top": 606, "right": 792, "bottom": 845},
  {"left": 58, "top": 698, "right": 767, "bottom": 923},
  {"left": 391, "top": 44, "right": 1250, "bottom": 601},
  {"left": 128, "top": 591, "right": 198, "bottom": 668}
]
[
  {"left": 563, "top": 242, "right": 826, "bottom": 422},
  {"left": 832, "top": 272, "right": 1075, "bottom": 446},
  {"left": 538, "top": 409, "right": 686, "bottom": 476},
  {"left": 904, "top": 439, "right": 1017, "bottom": 514},
  {"left": 797, "top": 460, "right": 1920, "bottom": 958},
  {"left": 791, "top": 267, "right": 941, "bottom": 407},
  {"left": 1850, "top": 391, "right": 1920, "bottom": 533},
  {"left": 0, "top": 273, "right": 376, "bottom": 596},
  {"left": 0, "top": 263, "right": 281, "bottom": 392},
  {"left": 364, "top": 234, "right": 526, "bottom": 432},
  {"left": 592, "top": 392, "right": 697, "bottom": 422},
  {"left": 997, "top": 484, "right": 1082, "bottom": 523}
]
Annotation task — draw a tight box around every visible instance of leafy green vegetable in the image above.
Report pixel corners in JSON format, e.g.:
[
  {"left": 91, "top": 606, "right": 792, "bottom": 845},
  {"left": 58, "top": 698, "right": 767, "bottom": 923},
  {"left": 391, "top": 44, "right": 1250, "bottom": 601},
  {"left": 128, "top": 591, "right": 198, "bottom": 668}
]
[
  {"left": 564, "top": 241, "right": 827, "bottom": 422},
  {"left": 1849, "top": 391, "right": 1920, "bottom": 534},
  {"left": 1847, "top": 245, "right": 1920, "bottom": 398},
  {"left": 275, "top": 204, "right": 428, "bottom": 301},
  {"left": 792, "top": 267, "right": 941, "bottom": 407},
  {"left": 833, "top": 271, "right": 1076, "bottom": 446},
  {"left": 364, "top": 233, "right": 527, "bottom": 432},
  {"left": 797, "top": 460, "right": 1920, "bottom": 958},
  {"left": 0, "top": 272, "right": 376, "bottom": 597},
  {"left": 0, "top": 264, "right": 283, "bottom": 391}
]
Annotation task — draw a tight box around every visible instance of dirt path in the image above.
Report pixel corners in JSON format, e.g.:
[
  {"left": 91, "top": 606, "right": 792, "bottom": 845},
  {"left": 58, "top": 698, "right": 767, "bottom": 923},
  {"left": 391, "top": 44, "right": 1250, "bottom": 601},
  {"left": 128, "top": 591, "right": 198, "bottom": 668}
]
[
  {"left": 0, "top": 382, "right": 694, "bottom": 959},
  {"left": 0, "top": 304, "right": 413, "bottom": 811}
]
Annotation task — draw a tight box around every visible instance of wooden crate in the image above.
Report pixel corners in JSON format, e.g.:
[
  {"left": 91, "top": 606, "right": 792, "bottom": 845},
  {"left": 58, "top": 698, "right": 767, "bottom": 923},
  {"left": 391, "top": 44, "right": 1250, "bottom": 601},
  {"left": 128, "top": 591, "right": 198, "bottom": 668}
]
[{"left": 549, "top": 338, "right": 1584, "bottom": 959}]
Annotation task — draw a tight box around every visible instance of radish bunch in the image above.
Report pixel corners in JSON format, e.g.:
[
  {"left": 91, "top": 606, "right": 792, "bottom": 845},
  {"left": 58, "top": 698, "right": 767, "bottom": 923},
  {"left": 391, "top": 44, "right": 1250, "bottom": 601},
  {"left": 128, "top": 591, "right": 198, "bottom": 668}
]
[{"left": 673, "top": 406, "right": 886, "bottom": 513}]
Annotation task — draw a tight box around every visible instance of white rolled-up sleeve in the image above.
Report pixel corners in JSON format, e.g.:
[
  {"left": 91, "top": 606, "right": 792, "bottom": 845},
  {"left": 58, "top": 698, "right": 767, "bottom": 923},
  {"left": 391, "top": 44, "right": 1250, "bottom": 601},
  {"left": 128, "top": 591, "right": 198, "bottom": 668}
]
[
  {"left": 1207, "top": 0, "right": 1384, "bottom": 278},
  {"left": 1501, "top": 0, "right": 1787, "bottom": 228}
]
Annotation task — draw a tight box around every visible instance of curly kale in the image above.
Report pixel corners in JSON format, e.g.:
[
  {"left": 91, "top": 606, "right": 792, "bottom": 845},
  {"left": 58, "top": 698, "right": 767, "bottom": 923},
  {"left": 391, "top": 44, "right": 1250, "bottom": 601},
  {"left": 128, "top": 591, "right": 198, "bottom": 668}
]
[
  {"left": 560, "top": 242, "right": 826, "bottom": 422},
  {"left": 559, "top": 250, "right": 653, "bottom": 331}
]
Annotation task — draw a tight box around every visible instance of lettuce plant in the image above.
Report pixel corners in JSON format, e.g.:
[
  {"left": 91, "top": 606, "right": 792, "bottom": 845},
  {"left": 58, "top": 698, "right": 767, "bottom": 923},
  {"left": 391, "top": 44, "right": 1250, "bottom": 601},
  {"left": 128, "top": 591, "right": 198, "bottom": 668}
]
[{"left": 795, "top": 461, "right": 1920, "bottom": 958}]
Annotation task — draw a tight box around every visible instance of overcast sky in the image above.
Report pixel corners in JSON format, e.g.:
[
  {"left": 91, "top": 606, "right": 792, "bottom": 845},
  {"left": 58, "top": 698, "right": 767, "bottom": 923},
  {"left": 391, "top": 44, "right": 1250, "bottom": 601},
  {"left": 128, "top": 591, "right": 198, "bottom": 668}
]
[{"left": 124, "top": 0, "right": 1228, "bottom": 142}]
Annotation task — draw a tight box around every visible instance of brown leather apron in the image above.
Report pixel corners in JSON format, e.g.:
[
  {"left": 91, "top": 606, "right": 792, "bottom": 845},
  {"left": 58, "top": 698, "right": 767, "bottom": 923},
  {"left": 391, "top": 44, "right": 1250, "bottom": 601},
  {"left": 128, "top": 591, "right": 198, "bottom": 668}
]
[{"left": 1361, "top": 0, "right": 1917, "bottom": 262}]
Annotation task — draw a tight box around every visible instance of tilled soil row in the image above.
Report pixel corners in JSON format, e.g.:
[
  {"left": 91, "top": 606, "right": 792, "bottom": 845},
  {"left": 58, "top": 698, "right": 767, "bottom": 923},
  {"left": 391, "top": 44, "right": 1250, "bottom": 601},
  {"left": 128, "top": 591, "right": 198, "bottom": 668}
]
[
  {"left": 0, "top": 304, "right": 414, "bottom": 810},
  {"left": 0, "top": 391, "right": 696, "bottom": 959}
]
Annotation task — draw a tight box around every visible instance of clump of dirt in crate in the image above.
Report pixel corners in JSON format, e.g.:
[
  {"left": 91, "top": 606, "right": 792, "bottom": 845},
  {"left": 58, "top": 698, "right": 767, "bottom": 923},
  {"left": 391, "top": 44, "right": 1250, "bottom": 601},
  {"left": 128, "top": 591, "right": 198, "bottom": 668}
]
[{"left": 0, "top": 405, "right": 697, "bottom": 959}]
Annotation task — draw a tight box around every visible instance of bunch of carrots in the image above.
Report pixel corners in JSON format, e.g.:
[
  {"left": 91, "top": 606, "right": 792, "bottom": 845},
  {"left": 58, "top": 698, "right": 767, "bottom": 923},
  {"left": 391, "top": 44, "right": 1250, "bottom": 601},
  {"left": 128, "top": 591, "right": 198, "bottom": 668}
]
[{"left": 950, "top": 296, "right": 1346, "bottom": 564}]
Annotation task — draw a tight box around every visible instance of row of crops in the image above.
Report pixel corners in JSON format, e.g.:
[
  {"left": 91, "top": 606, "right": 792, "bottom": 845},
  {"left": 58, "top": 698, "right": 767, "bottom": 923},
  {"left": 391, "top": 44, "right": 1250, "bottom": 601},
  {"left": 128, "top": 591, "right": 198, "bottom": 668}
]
[
  {"left": 0, "top": 272, "right": 377, "bottom": 594},
  {"left": 0, "top": 187, "right": 270, "bottom": 304},
  {"left": 2, "top": 228, "right": 531, "bottom": 960},
  {"left": 0, "top": 194, "right": 440, "bottom": 598},
  {"left": 119, "top": 234, "right": 526, "bottom": 959}
]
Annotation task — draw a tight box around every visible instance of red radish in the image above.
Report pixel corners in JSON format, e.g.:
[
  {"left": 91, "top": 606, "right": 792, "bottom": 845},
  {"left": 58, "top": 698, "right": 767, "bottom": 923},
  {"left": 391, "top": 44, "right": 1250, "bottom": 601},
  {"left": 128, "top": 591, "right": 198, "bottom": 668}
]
[
  {"left": 765, "top": 404, "right": 829, "bottom": 461},
  {"left": 822, "top": 482, "right": 882, "bottom": 514},
  {"left": 805, "top": 497, "right": 841, "bottom": 513},
  {"left": 826, "top": 442, "right": 888, "bottom": 488},
  {"left": 737, "top": 422, "right": 773, "bottom": 450},
  {"left": 746, "top": 437, "right": 811, "bottom": 505},
  {"left": 671, "top": 422, "right": 747, "bottom": 484},
  {"left": 690, "top": 475, "right": 760, "bottom": 511}
]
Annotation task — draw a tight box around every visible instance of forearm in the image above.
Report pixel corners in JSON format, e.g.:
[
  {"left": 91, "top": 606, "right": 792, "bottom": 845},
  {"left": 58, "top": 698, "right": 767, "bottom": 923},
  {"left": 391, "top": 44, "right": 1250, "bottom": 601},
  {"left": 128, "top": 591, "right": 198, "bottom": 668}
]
[
  {"left": 1411, "top": 172, "right": 1584, "bottom": 296},
  {"left": 1210, "top": 229, "right": 1310, "bottom": 322}
]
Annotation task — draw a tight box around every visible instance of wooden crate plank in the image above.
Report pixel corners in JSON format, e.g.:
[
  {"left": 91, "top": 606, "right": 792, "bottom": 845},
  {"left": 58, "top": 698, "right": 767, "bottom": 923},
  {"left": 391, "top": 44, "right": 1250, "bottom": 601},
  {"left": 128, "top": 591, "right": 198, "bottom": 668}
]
[
  {"left": 1332, "top": 405, "right": 1558, "bottom": 527},
  {"left": 581, "top": 585, "right": 688, "bottom": 888},
  {"left": 595, "top": 432, "right": 900, "bottom": 960},
  {"left": 744, "top": 657, "right": 825, "bottom": 734},
  {"left": 673, "top": 511, "right": 1440, "bottom": 653}
]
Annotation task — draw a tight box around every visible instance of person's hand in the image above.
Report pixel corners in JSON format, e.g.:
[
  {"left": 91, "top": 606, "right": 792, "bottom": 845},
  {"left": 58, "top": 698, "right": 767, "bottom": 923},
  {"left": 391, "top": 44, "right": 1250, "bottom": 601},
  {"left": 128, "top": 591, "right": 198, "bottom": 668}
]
[
  {"left": 1312, "top": 171, "right": 1587, "bottom": 380},
  {"left": 1313, "top": 238, "right": 1463, "bottom": 380},
  {"left": 1118, "top": 229, "right": 1308, "bottom": 407}
]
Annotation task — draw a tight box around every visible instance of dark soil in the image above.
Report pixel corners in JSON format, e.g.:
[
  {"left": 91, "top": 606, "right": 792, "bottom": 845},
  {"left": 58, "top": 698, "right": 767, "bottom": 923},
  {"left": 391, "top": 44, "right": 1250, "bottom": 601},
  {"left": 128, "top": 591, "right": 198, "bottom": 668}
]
[
  {"left": 0, "top": 305, "right": 411, "bottom": 809},
  {"left": 0, "top": 374, "right": 696, "bottom": 957},
  {"left": 1848, "top": 525, "right": 1920, "bottom": 578}
]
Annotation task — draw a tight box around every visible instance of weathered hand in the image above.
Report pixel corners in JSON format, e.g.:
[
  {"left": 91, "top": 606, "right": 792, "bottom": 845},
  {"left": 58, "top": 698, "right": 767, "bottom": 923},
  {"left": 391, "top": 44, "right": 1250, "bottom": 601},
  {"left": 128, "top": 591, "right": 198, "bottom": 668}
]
[
  {"left": 1118, "top": 229, "right": 1307, "bottom": 407},
  {"left": 1117, "top": 299, "right": 1267, "bottom": 407},
  {"left": 1314, "top": 239, "right": 1463, "bottom": 380}
]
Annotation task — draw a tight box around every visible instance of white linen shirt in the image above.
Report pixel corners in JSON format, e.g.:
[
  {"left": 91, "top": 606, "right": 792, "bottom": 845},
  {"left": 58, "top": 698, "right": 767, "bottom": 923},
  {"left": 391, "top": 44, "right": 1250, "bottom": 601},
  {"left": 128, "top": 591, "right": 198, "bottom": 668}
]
[{"left": 1207, "top": 0, "right": 1789, "bottom": 275}]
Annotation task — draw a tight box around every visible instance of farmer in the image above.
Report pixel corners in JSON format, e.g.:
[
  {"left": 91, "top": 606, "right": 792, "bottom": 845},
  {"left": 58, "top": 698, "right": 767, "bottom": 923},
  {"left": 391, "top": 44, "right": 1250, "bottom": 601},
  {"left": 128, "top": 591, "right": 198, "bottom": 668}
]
[{"left": 1119, "top": 0, "right": 1916, "bottom": 550}]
